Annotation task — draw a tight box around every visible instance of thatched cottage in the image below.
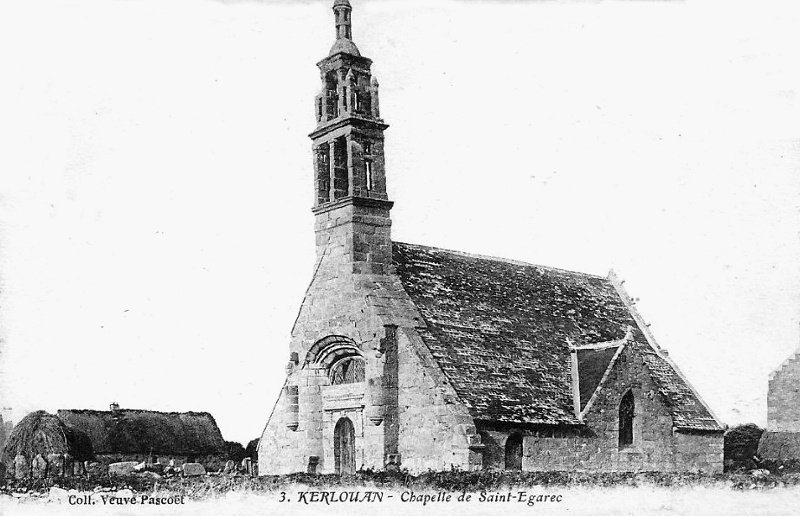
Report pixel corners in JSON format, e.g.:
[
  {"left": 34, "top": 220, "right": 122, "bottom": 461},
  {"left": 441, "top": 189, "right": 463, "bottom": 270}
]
[
  {"left": 58, "top": 404, "right": 227, "bottom": 466},
  {"left": 1, "top": 411, "right": 94, "bottom": 477},
  {"left": 258, "top": 1, "right": 724, "bottom": 475}
]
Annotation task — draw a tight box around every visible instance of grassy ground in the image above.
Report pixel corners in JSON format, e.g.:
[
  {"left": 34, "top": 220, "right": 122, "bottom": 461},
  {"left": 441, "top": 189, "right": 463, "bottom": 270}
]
[{"left": 3, "top": 469, "right": 800, "bottom": 500}]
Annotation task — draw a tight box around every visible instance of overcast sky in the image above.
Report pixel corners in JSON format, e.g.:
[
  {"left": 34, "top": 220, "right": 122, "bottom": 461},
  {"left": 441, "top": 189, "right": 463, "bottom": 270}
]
[{"left": 1, "top": 0, "right": 798, "bottom": 444}]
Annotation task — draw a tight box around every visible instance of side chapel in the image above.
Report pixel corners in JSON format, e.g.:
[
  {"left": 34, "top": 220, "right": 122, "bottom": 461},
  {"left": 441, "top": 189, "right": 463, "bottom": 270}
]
[{"left": 258, "top": 0, "right": 724, "bottom": 475}]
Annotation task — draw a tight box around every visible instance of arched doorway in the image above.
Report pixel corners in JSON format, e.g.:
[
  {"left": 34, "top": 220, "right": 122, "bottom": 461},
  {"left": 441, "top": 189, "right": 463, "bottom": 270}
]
[
  {"left": 504, "top": 432, "right": 523, "bottom": 470},
  {"left": 334, "top": 417, "right": 356, "bottom": 475}
]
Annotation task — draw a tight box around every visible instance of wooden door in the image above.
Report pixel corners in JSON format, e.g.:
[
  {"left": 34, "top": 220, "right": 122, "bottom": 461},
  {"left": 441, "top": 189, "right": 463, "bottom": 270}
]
[{"left": 334, "top": 417, "right": 355, "bottom": 475}]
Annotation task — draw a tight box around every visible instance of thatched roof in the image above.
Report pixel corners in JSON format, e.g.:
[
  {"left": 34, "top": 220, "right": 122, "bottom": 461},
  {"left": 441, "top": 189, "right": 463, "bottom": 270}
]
[
  {"left": 0, "top": 414, "right": 6, "bottom": 449},
  {"left": 57, "top": 408, "right": 226, "bottom": 456},
  {"left": 0, "top": 411, "right": 94, "bottom": 464}
]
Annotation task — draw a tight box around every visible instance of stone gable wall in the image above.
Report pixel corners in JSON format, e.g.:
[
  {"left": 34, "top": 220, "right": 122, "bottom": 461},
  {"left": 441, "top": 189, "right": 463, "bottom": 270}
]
[
  {"left": 258, "top": 384, "right": 305, "bottom": 474},
  {"left": 768, "top": 348, "right": 800, "bottom": 432},
  {"left": 479, "top": 346, "right": 723, "bottom": 473},
  {"left": 397, "top": 329, "right": 478, "bottom": 473},
  {"left": 260, "top": 207, "right": 440, "bottom": 475}
]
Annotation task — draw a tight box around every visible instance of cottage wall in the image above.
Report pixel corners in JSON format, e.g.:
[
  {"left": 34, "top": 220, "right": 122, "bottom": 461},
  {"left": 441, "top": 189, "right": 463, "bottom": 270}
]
[
  {"left": 479, "top": 346, "right": 723, "bottom": 473},
  {"left": 767, "top": 348, "right": 800, "bottom": 432}
]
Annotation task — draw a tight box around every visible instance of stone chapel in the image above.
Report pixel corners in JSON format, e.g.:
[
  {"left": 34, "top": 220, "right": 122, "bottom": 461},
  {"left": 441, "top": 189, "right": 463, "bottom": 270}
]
[{"left": 258, "top": 0, "right": 724, "bottom": 475}]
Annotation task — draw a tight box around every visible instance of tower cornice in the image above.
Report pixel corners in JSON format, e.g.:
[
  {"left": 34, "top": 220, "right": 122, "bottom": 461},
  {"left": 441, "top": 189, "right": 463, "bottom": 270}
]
[
  {"left": 311, "top": 196, "right": 394, "bottom": 216},
  {"left": 309, "top": 115, "right": 388, "bottom": 140}
]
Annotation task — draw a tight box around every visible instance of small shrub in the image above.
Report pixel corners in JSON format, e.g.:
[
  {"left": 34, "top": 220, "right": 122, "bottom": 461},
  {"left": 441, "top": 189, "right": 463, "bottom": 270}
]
[{"left": 724, "top": 423, "right": 764, "bottom": 472}]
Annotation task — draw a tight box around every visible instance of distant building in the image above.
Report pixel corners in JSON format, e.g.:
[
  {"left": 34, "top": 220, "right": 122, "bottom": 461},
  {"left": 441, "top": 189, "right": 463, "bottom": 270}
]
[
  {"left": 258, "top": 0, "right": 724, "bottom": 475},
  {"left": 0, "top": 411, "right": 13, "bottom": 451},
  {"left": 58, "top": 403, "right": 226, "bottom": 465},
  {"left": 758, "top": 346, "right": 800, "bottom": 461}
]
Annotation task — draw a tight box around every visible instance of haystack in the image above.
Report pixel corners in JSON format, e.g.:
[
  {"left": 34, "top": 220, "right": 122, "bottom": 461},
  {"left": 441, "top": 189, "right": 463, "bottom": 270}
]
[{"left": 0, "top": 411, "right": 94, "bottom": 467}]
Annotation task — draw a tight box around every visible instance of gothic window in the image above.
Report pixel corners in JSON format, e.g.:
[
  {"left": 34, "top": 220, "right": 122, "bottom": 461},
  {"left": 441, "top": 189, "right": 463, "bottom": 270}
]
[
  {"left": 504, "top": 432, "right": 523, "bottom": 470},
  {"left": 330, "top": 357, "right": 365, "bottom": 385},
  {"left": 619, "top": 390, "right": 635, "bottom": 448}
]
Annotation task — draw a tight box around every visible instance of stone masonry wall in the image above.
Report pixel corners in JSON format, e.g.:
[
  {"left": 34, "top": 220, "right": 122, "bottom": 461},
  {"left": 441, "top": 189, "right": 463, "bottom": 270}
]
[
  {"left": 479, "top": 345, "right": 723, "bottom": 473},
  {"left": 397, "top": 328, "right": 479, "bottom": 473},
  {"left": 258, "top": 384, "right": 306, "bottom": 474},
  {"left": 260, "top": 201, "right": 431, "bottom": 475},
  {"left": 768, "top": 348, "right": 800, "bottom": 432}
]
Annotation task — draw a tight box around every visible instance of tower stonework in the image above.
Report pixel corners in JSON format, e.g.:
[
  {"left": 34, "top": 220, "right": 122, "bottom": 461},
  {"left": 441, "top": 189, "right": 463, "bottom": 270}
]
[
  {"left": 257, "top": 0, "right": 477, "bottom": 475},
  {"left": 311, "top": 0, "right": 392, "bottom": 275},
  {"left": 258, "top": 0, "right": 723, "bottom": 476}
]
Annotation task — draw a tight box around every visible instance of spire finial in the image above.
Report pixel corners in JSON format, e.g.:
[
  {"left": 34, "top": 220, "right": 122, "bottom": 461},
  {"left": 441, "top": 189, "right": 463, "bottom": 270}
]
[
  {"left": 328, "top": 0, "right": 360, "bottom": 57},
  {"left": 333, "top": 0, "right": 353, "bottom": 41}
]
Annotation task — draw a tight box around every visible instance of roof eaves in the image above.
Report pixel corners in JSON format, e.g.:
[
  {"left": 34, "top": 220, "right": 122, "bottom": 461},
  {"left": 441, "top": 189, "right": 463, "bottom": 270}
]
[{"left": 642, "top": 351, "right": 726, "bottom": 431}]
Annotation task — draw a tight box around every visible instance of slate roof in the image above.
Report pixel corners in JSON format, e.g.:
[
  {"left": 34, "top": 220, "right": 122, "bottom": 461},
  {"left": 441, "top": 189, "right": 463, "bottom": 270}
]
[{"left": 392, "top": 242, "right": 721, "bottom": 432}]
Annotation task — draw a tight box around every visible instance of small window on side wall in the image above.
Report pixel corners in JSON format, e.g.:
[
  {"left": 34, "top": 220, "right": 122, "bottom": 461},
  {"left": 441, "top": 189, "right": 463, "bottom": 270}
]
[{"left": 619, "top": 390, "right": 634, "bottom": 448}]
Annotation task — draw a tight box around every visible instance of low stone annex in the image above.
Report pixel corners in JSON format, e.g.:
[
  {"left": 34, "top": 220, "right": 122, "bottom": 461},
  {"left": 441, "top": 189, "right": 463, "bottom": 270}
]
[{"left": 257, "top": 0, "right": 724, "bottom": 475}]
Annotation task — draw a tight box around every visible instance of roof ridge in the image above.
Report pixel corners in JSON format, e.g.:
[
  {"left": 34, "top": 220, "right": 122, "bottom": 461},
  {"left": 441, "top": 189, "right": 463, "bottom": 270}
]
[
  {"left": 59, "top": 408, "right": 214, "bottom": 417},
  {"left": 394, "top": 241, "right": 608, "bottom": 280}
]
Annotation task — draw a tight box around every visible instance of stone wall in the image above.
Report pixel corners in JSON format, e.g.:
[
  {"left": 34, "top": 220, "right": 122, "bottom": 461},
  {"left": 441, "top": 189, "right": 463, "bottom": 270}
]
[
  {"left": 397, "top": 329, "right": 479, "bottom": 472},
  {"left": 259, "top": 200, "right": 426, "bottom": 475},
  {"left": 768, "top": 348, "right": 800, "bottom": 432},
  {"left": 479, "top": 345, "right": 723, "bottom": 473},
  {"left": 258, "top": 384, "right": 307, "bottom": 474}
]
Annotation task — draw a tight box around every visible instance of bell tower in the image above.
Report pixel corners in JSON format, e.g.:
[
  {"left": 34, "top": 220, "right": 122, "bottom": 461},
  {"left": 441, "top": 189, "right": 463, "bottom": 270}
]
[{"left": 310, "top": 0, "right": 393, "bottom": 275}]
